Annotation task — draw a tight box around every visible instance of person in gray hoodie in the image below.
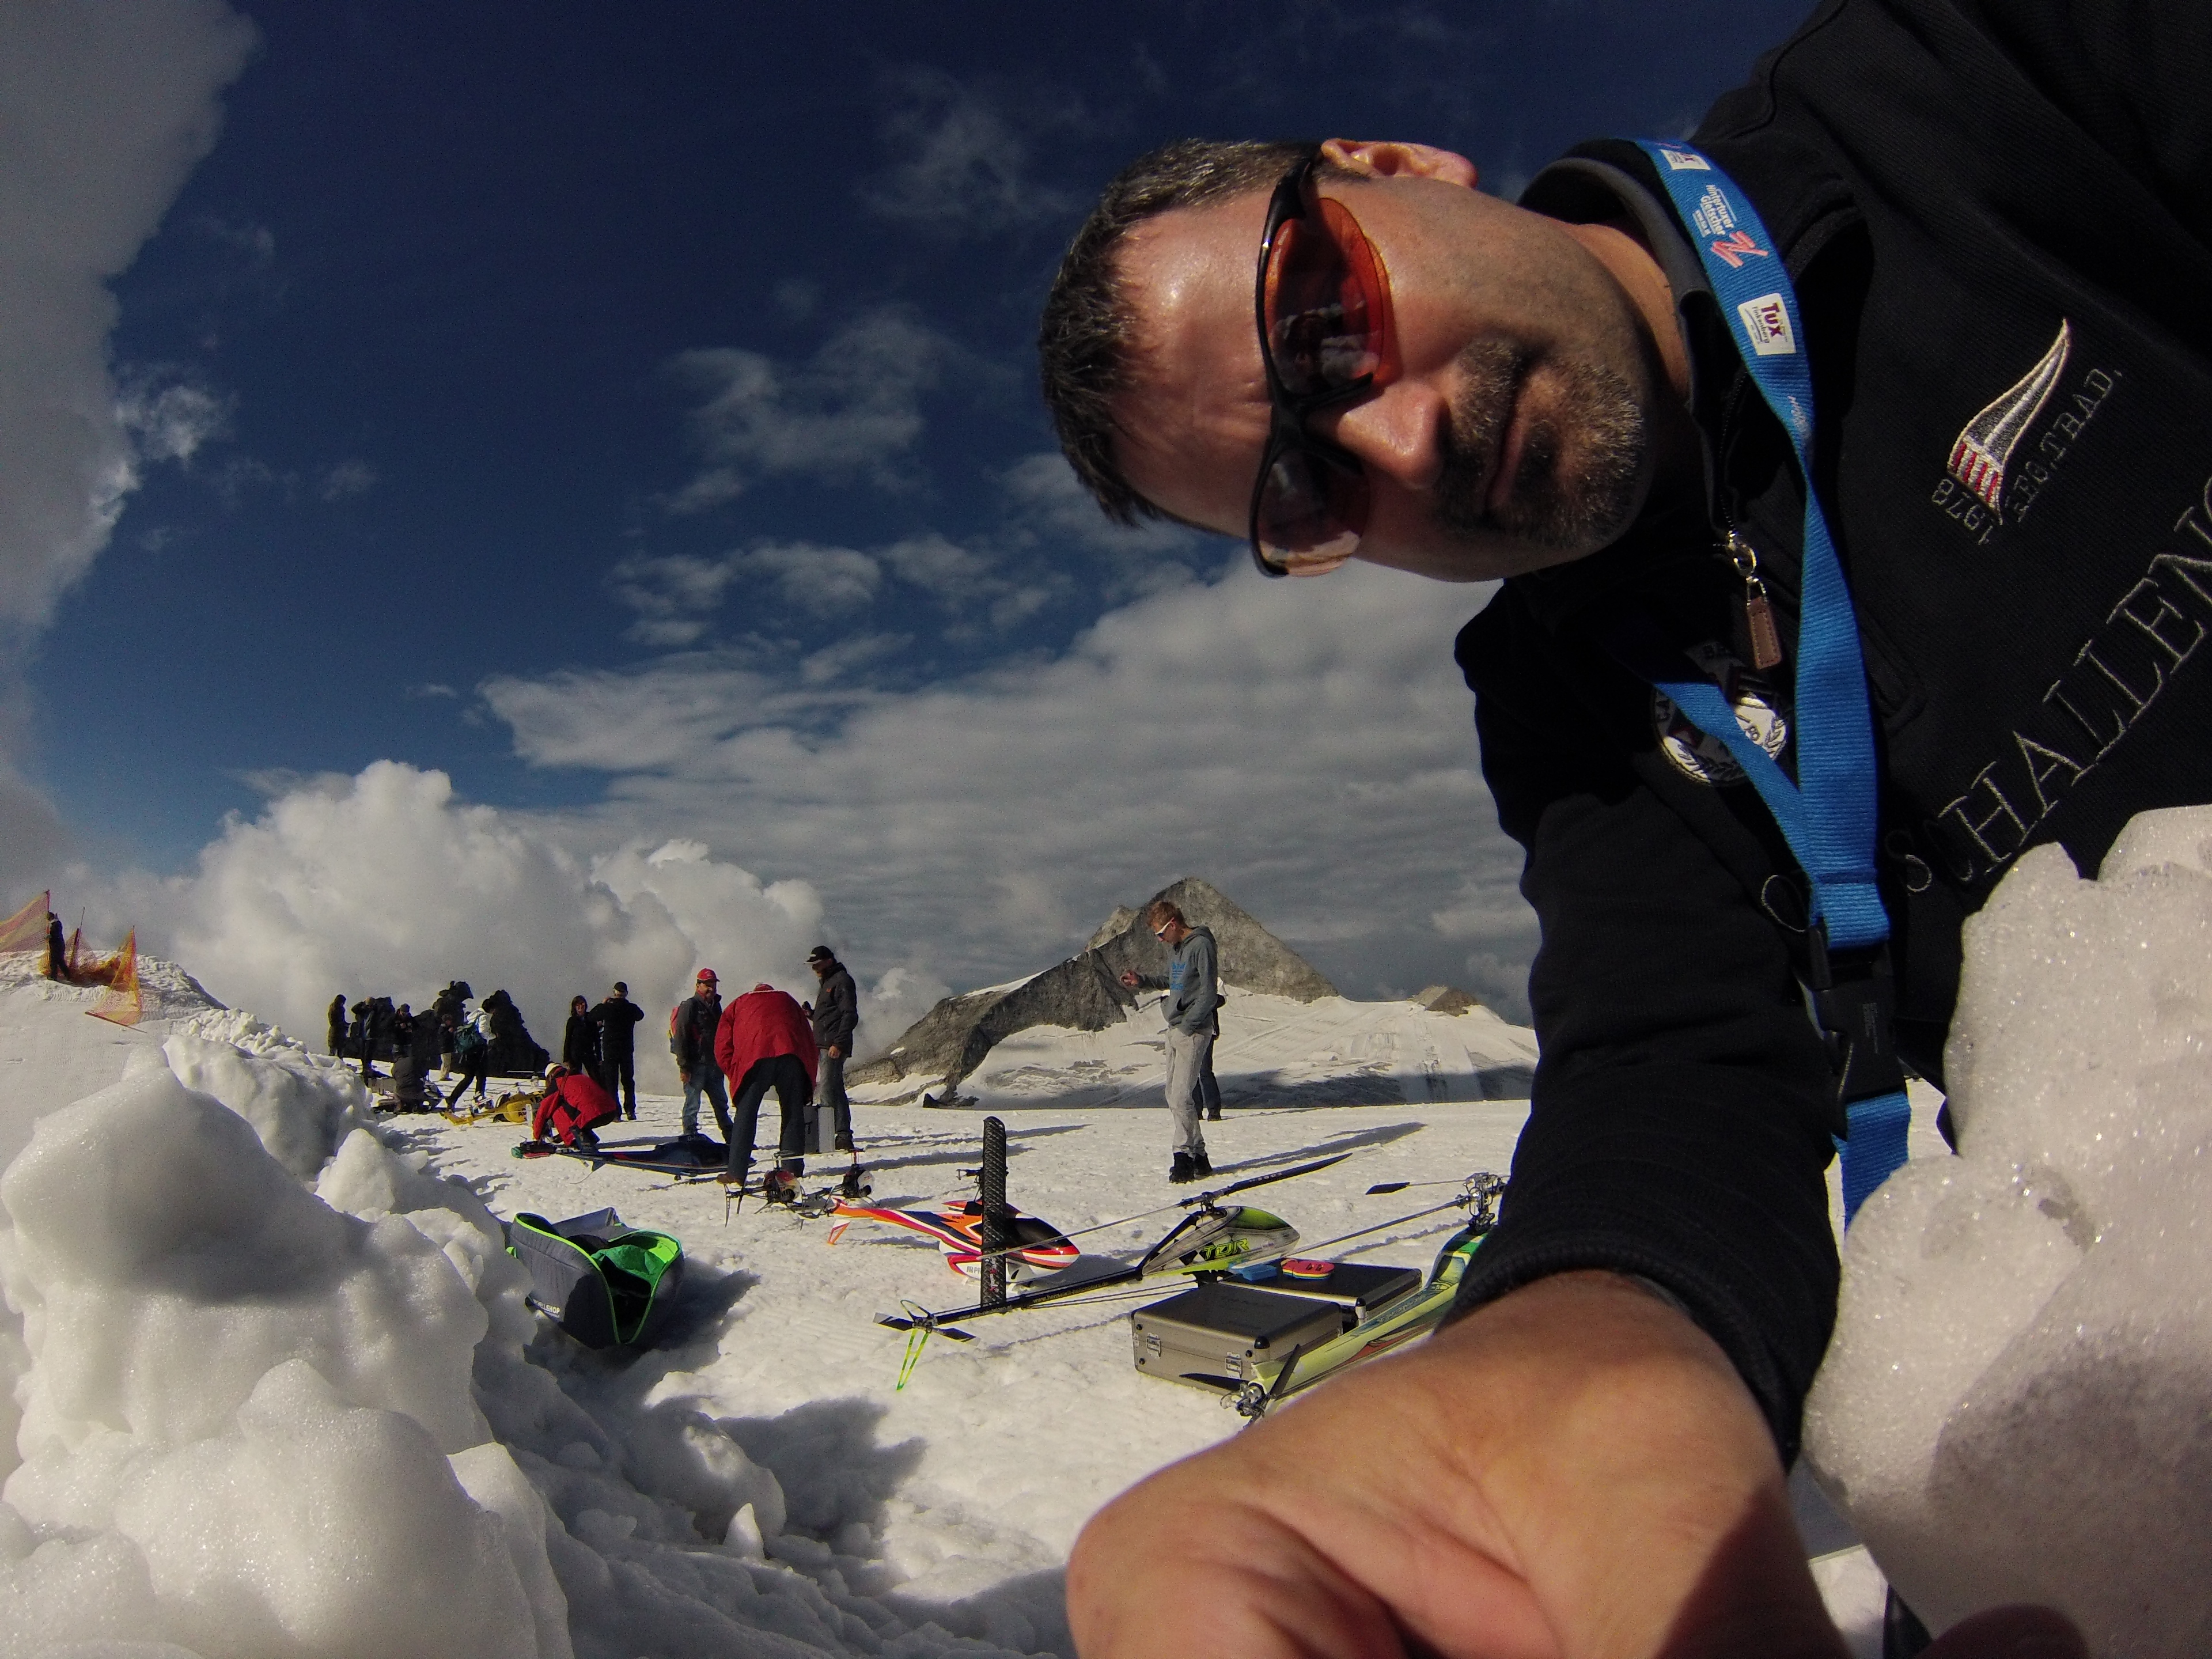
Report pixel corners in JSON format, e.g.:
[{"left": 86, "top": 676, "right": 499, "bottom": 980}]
[{"left": 1119, "top": 899, "right": 1219, "bottom": 1182}]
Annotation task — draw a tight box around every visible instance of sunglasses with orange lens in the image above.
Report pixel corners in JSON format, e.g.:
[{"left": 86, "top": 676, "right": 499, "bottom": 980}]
[{"left": 1249, "top": 147, "right": 1400, "bottom": 578}]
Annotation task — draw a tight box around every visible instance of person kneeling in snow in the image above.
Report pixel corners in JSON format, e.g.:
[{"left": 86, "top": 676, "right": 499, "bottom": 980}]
[
  {"left": 532, "top": 1063, "right": 619, "bottom": 1149},
  {"left": 714, "top": 982, "right": 818, "bottom": 1198}
]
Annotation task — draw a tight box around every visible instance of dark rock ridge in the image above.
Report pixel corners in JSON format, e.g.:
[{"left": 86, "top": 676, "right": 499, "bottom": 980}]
[
  {"left": 1412, "top": 984, "right": 1483, "bottom": 1015},
  {"left": 853, "top": 877, "right": 1336, "bottom": 1098}
]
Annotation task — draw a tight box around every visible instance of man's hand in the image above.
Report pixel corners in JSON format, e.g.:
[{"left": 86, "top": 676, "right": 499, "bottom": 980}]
[
  {"left": 827, "top": 1044, "right": 843, "bottom": 1059},
  {"left": 677, "top": 1069, "right": 690, "bottom": 1085},
  {"left": 1068, "top": 1272, "right": 2081, "bottom": 1658}
]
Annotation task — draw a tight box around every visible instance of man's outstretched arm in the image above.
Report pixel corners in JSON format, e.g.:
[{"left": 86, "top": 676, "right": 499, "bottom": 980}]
[
  {"left": 1069, "top": 1270, "right": 2080, "bottom": 1659},
  {"left": 1069, "top": 1270, "right": 1837, "bottom": 1659}
]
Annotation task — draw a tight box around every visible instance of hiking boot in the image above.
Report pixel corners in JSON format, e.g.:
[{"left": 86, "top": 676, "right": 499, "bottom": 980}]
[
  {"left": 1204, "top": 1108, "right": 1222, "bottom": 1122},
  {"left": 1192, "top": 1152, "right": 1213, "bottom": 1180},
  {"left": 1169, "top": 1152, "right": 1198, "bottom": 1184},
  {"left": 834, "top": 1135, "right": 856, "bottom": 1154}
]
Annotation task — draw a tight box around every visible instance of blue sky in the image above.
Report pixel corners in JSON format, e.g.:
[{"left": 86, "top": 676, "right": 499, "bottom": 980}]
[{"left": 5, "top": 0, "right": 1814, "bottom": 1045}]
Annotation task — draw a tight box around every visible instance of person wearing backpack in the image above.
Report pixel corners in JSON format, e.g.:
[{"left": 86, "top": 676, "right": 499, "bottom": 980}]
[{"left": 449, "top": 1001, "right": 493, "bottom": 1107}]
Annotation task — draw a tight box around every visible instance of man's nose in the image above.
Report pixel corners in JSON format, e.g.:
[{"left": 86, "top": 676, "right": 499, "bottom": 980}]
[{"left": 1312, "top": 380, "right": 1446, "bottom": 492}]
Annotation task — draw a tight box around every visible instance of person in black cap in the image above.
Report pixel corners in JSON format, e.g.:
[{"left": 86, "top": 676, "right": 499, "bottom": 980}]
[
  {"left": 590, "top": 980, "right": 644, "bottom": 1120},
  {"left": 44, "top": 913, "right": 66, "bottom": 981},
  {"left": 806, "top": 946, "right": 859, "bottom": 1154}
]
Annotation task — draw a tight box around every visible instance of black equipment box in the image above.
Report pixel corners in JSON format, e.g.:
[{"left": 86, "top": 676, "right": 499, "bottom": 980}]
[{"left": 1131, "top": 1283, "right": 1348, "bottom": 1391}]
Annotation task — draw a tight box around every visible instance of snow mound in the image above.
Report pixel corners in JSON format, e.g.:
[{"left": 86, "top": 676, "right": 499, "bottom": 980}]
[
  {"left": 0, "top": 972, "right": 1046, "bottom": 1656},
  {"left": 1805, "top": 805, "right": 2212, "bottom": 1655}
]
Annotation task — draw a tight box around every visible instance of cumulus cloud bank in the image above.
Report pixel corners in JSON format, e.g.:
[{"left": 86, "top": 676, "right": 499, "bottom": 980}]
[
  {"left": 484, "top": 559, "right": 1536, "bottom": 1012},
  {"left": 113, "top": 763, "right": 948, "bottom": 1081}
]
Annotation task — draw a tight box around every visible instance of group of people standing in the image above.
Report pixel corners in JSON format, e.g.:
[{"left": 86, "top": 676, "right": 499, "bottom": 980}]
[
  {"left": 665, "top": 945, "right": 859, "bottom": 1197},
  {"left": 330, "top": 950, "right": 866, "bottom": 1191},
  {"left": 541, "top": 946, "right": 858, "bottom": 1195},
  {"left": 559, "top": 983, "right": 645, "bottom": 1118},
  {"left": 326, "top": 980, "right": 539, "bottom": 1112}
]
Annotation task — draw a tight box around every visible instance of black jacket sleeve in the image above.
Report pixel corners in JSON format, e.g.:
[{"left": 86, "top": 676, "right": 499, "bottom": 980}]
[{"left": 1448, "top": 593, "right": 1842, "bottom": 1461}]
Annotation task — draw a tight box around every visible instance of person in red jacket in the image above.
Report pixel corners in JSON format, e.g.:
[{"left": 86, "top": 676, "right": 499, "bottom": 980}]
[
  {"left": 714, "top": 982, "right": 818, "bottom": 1195},
  {"left": 531, "top": 1063, "right": 619, "bottom": 1149}
]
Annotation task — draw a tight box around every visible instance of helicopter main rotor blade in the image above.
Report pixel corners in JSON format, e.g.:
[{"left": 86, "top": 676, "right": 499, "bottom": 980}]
[{"left": 1190, "top": 1152, "right": 1350, "bottom": 1205}]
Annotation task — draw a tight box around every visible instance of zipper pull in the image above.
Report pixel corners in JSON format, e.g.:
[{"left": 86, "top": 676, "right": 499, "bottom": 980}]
[{"left": 1728, "top": 531, "right": 1784, "bottom": 671}]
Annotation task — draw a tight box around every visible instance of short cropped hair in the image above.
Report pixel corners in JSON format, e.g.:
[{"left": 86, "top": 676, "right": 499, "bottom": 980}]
[
  {"left": 1145, "top": 899, "right": 1186, "bottom": 930},
  {"left": 1039, "top": 139, "right": 1330, "bottom": 527}
]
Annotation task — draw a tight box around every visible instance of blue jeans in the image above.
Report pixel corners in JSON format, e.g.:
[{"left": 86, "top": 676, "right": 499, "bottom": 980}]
[{"left": 682, "top": 1060, "right": 729, "bottom": 1139}]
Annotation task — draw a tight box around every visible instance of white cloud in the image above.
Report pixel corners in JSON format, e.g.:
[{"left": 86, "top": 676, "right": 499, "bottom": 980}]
[
  {"left": 801, "top": 631, "right": 910, "bottom": 687},
  {"left": 607, "top": 527, "right": 1072, "bottom": 644},
  {"left": 662, "top": 311, "right": 950, "bottom": 512},
  {"left": 609, "top": 552, "right": 746, "bottom": 646},
  {"left": 735, "top": 541, "right": 882, "bottom": 613},
  {"left": 315, "top": 459, "right": 377, "bottom": 501},
  {"left": 0, "top": 0, "right": 256, "bottom": 630},
  {"left": 105, "top": 762, "right": 934, "bottom": 1080},
  {"left": 860, "top": 69, "right": 1075, "bottom": 233},
  {"left": 113, "top": 370, "right": 231, "bottom": 465},
  {"left": 481, "top": 561, "right": 1536, "bottom": 1005}
]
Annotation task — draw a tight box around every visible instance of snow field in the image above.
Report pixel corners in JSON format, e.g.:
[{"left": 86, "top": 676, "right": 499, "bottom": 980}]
[
  {"left": 1806, "top": 804, "right": 2212, "bottom": 1654},
  {"left": 0, "top": 952, "right": 1897, "bottom": 1657},
  {"left": 0, "top": 961, "right": 1559, "bottom": 1657}
]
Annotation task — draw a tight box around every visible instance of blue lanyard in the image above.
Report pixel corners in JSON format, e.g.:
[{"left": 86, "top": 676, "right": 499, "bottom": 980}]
[{"left": 1631, "top": 140, "right": 1909, "bottom": 1223}]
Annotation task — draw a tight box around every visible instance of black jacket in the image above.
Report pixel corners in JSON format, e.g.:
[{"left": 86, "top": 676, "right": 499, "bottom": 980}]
[
  {"left": 675, "top": 992, "right": 724, "bottom": 1071},
  {"left": 1452, "top": 0, "right": 2212, "bottom": 1459},
  {"left": 563, "top": 1012, "right": 600, "bottom": 1071},
  {"left": 809, "top": 964, "right": 858, "bottom": 1051},
  {"left": 592, "top": 995, "right": 643, "bottom": 1058}
]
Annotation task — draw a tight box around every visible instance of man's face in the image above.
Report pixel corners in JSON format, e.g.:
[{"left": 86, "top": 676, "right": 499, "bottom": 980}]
[{"left": 1111, "top": 160, "right": 1664, "bottom": 582}]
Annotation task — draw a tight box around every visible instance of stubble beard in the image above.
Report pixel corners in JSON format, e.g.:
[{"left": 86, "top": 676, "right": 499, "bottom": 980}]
[{"left": 1431, "top": 339, "right": 1649, "bottom": 554}]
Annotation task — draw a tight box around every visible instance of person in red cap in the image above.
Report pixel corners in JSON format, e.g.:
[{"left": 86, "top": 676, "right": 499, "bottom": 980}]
[
  {"left": 673, "top": 968, "right": 727, "bottom": 1141},
  {"left": 714, "top": 981, "right": 818, "bottom": 1197},
  {"left": 531, "top": 1063, "right": 619, "bottom": 1149}
]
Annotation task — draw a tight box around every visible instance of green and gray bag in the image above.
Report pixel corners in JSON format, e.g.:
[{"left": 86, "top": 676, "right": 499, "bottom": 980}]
[{"left": 506, "top": 1206, "right": 685, "bottom": 1349}]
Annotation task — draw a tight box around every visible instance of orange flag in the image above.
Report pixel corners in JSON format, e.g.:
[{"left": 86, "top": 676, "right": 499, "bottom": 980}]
[{"left": 0, "top": 890, "right": 49, "bottom": 954}]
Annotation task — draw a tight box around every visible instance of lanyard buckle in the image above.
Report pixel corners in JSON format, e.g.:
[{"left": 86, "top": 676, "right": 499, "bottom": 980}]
[{"left": 1805, "top": 926, "right": 1907, "bottom": 1134}]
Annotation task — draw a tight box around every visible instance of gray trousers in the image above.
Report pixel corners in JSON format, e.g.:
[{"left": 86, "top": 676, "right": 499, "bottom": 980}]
[
  {"left": 817, "top": 1051, "right": 851, "bottom": 1147},
  {"left": 1164, "top": 1026, "right": 1213, "bottom": 1157}
]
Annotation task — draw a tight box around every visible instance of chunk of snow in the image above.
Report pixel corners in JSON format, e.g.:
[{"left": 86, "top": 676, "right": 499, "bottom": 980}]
[{"left": 1806, "top": 806, "right": 2212, "bottom": 1654}]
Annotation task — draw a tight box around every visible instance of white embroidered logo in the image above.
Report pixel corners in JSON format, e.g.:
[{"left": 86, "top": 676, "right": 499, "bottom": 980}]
[
  {"left": 1948, "top": 319, "right": 2073, "bottom": 518},
  {"left": 1737, "top": 293, "right": 1796, "bottom": 357}
]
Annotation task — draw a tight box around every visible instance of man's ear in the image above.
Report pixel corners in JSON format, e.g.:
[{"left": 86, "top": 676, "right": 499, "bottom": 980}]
[{"left": 1319, "top": 139, "right": 1479, "bottom": 189}]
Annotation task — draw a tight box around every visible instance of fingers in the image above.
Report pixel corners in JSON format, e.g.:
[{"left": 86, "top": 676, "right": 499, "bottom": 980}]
[{"left": 1070, "top": 1271, "right": 1856, "bottom": 1659}]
